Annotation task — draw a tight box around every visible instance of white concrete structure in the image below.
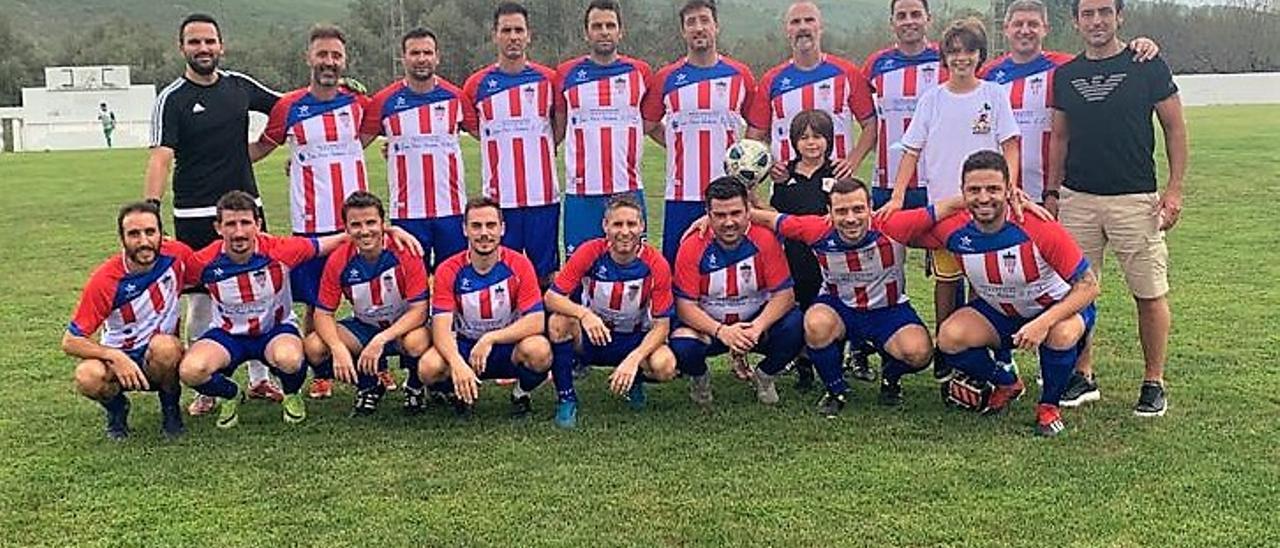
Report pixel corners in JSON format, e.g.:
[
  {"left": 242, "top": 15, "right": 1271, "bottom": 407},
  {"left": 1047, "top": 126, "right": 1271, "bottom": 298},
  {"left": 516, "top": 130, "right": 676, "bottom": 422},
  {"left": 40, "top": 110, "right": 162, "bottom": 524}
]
[
  {"left": 1173, "top": 72, "right": 1280, "bottom": 106},
  {"left": 7, "top": 66, "right": 155, "bottom": 152}
]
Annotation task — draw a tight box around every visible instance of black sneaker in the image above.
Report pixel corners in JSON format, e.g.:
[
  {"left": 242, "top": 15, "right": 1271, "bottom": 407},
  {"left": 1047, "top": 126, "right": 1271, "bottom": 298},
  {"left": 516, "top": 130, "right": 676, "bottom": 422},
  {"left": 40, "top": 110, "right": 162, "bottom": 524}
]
[
  {"left": 510, "top": 394, "right": 533, "bottom": 419},
  {"left": 932, "top": 355, "right": 955, "bottom": 384},
  {"left": 846, "top": 346, "right": 877, "bottom": 383},
  {"left": 402, "top": 387, "right": 426, "bottom": 415},
  {"left": 1134, "top": 381, "right": 1167, "bottom": 417},
  {"left": 878, "top": 377, "right": 904, "bottom": 406},
  {"left": 447, "top": 394, "right": 474, "bottom": 420},
  {"left": 351, "top": 387, "right": 385, "bottom": 417},
  {"left": 105, "top": 397, "right": 130, "bottom": 441},
  {"left": 793, "top": 357, "right": 815, "bottom": 392},
  {"left": 1059, "top": 372, "right": 1101, "bottom": 408},
  {"left": 160, "top": 404, "right": 185, "bottom": 439},
  {"left": 816, "top": 391, "right": 848, "bottom": 418}
]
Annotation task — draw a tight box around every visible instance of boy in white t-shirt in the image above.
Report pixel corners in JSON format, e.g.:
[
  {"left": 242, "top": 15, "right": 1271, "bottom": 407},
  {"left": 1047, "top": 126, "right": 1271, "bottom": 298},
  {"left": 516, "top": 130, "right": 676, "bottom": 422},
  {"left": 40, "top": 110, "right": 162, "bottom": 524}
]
[{"left": 877, "top": 17, "right": 1021, "bottom": 381}]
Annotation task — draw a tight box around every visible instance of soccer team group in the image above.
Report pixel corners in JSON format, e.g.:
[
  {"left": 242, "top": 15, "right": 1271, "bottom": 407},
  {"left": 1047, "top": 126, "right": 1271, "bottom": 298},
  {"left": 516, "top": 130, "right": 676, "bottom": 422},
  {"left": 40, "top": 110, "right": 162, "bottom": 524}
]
[{"left": 64, "top": 0, "right": 1188, "bottom": 440}]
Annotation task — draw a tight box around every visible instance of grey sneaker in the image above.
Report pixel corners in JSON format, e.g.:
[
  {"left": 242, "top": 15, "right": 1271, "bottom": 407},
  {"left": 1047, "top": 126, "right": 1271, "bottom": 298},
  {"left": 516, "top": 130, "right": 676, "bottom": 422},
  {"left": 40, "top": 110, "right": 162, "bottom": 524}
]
[
  {"left": 1060, "top": 372, "right": 1101, "bottom": 408},
  {"left": 689, "top": 374, "right": 713, "bottom": 406},
  {"left": 1133, "top": 381, "right": 1167, "bottom": 417},
  {"left": 753, "top": 368, "right": 779, "bottom": 405}
]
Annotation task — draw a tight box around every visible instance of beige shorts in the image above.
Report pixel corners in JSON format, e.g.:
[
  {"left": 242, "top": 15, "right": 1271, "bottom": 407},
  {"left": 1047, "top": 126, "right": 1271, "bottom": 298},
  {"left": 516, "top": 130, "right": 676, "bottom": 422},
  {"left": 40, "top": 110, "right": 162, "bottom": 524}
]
[{"left": 1058, "top": 187, "right": 1170, "bottom": 299}]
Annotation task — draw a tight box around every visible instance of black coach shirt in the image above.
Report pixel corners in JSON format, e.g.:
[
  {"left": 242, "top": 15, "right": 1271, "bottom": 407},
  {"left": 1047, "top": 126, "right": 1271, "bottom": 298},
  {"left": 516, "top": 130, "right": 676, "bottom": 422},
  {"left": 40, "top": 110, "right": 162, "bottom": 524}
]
[
  {"left": 150, "top": 70, "right": 279, "bottom": 210},
  {"left": 1051, "top": 48, "right": 1178, "bottom": 195}
]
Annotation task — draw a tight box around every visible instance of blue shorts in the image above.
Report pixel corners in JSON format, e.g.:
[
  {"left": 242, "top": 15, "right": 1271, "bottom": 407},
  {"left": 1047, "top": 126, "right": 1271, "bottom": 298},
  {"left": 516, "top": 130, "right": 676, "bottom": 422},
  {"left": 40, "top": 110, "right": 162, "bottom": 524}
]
[
  {"left": 580, "top": 331, "right": 646, "bottom": 366},
  {"left": 337, "top": 317, "right": 406, "bottom": 358},
  {"left": 871, "top": 187, "right": 929, "bottom": 211},
  {"left": 456, "top": 337, "right": 524, "bottom": 380},
  {"left": 395, "top": 216, "right": 466, "bottom": 269},
  {"left": 290, "top": 231, "right": 339, "bottom": 306},
  {"left": 564, "top": 190, "right": 647, "bottom": 256},
  {"left": 500, "top": 204, "right": 560, "bottom": 279},
  {"left": 704, "top": 307, "right": 804, "bottom": 358},
  {"left": 661, "top": 200, "right": 706, "bottom": 266},
  {"left": 813, "top": 296, "right": 925, "bottom": 350},
  {"left": 123, "top": 345, "right": 149, "bottom": 369},
  {"left": 968, "top": 299, "right": 1097, "bottom": 352},
  {"left": 200, "top": 323, "right": 301, "bottom": 373}
]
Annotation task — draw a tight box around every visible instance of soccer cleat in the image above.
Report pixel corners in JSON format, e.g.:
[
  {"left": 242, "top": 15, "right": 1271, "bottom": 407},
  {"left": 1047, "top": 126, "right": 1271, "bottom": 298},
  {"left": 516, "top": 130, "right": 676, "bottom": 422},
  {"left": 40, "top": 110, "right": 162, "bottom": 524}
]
[
  {"left": 402, "top": 387, "right": 426, "bottom": 415},
  {"left": 187, "top": 394, "right": 217, "bottom": 416},
  {"left": 878, "top": 376, "right": 904, "bottom": 406},
  {"left": 351, "top": 387, "right": 383, "bottom": 416},
  {"left": 161, "top": 405, "right": 185, "bottom": 439},
  {"left": 793, "top": 358, "right": 815, "bottom": 392},
  {"left": 447, "top": 394, "right": 474, "bottom": 420},
  {"left": 816, "top": 391, "right": 848, "bottom": 418},
  {"left": 982, "top": 378, "right": 1025, "bottom": 415},
  {"left": 378, "top": 370, "right": 398, "bottom": 392},
  {"left": 1060, "top": 372, "right": 1102, "bottom": 408},
  {"left": 731, "top": 353, "right": 752, "bottom": 381},
  {"left": 509, "top": 394, "right": 533, "bottom": 419},
  {"left": 753, "top": 368, "right": 779, "bottom": 405},
  {"left": 216, "top": 391, "right": 243, "bottom": 429},
  {"left": 689, "top": 374, "right": 714, "bottom": 407},
  {"left": 554, "top": 400, "right": 578, "bottom": 429},
  {"left": 1036, "top": 403, "right": 1066, "bottom": 437},
  {"left": 308, "top": 378, "right": 333, "bottom": 400},
  {"left": 1133, "top": 381, "right": 1167, "bottom": 417},
  {"left": 846, "top": 347, "right": 877, "bottom": 383},
  {"left": 626, "top": 381, "right": 647, "bottom": 411},
  {"left": 282, "top": 393, "right": 307, "bottom": 424},
  {"left": 932, "top": 360, "right": 955, "bottom": 384},
  {"left": 247, "top": 378, "right": 284, "bottom": 402},
  {"left": 105, "top": 397, "right": 131, "bottom": 441}
]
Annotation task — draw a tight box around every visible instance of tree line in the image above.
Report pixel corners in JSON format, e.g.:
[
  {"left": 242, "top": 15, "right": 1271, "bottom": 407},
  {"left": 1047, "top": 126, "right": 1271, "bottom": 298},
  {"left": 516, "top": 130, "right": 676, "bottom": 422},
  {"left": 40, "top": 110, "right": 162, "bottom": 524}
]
[{"left": 1, "top": 0, "right": 1278, "bottom": 106}]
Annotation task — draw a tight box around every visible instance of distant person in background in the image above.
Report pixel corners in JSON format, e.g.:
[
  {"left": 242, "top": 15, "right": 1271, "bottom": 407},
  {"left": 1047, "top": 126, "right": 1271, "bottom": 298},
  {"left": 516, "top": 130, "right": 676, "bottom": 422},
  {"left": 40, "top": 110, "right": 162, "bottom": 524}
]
[
  {"left": 98, "top": 103, "right": 116, "bottom": 148},
  {"left": 144, "top": 13, "right": 284, "bottom": 416}
]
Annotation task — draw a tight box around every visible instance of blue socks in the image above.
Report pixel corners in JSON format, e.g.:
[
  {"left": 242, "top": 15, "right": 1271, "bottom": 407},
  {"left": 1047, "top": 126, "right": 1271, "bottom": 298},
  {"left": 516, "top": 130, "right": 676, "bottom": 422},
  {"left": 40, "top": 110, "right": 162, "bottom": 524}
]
[
  {"left": 943, "top": 347, "right": 1017, "bottom": 386},
  {"left": 808, "top": 342, "right": 849, "bottom": 394},
  {"left": 551, "top": 340, "right": 578, "bottom": 403},
  {"left": 1039, "top": 346, "right": 1078, "bottom": 405},
  {"left": 671, "top": 337, "right": 708, "bottom": 377},
  {"left": 273, "top": 366, "right": 307, "bottom": 395}
]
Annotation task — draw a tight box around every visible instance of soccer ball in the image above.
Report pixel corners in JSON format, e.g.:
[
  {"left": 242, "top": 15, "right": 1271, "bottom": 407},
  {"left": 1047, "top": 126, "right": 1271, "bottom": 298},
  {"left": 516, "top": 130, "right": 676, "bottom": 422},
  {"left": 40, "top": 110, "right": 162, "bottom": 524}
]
[{"left": 723, "top": 139, "right": 772, "bottom": 188}]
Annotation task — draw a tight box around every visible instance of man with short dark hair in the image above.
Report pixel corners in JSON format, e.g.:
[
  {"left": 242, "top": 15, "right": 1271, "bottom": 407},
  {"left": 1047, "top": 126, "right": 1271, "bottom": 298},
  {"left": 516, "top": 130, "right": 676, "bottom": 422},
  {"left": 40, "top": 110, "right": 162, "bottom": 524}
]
[
  {"left": 63, "top": 202, "right": 193, "bottom": 439},
  {"left": 145, "top": 13, "right": 284, "bottom": 414},
  {"left": 1047, "top": 0, "right": 1187, "bottom": 417},
  {"left": 670, "top": 178, "right": 803, "bottom": 407}
]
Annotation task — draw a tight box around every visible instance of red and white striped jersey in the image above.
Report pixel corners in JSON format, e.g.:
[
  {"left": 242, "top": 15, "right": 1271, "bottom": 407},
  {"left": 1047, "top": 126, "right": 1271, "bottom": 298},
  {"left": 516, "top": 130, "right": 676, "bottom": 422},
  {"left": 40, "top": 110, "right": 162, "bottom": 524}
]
[
  {"left": 673, "top": 224, "right": 792, "bottom": 324},
  {"left": 557, "top": 55, "right": 651, "bottom": 196},
  {"left": 363, "top": 78, "right": 476, "bottom": 219},
  {"left": 185, "top": 235, "right": 318, "bottom": 336},
  {"left": 462, "top": 63, "right": 562, "bottom": 208},
  {"left": 746, "top": 55, "right": 876, "bottom": 164},
  {"left": 775, "top": 215, "right": 908, "bottom": 311},
  {"left": 432, "top": 247, "right": 544, "bottom": 340},
  {"left": 316, "top": 238, "right": 428, "bottom": 329},
  {"left": 642, "top": 56, "right": 756, "bottom": 202},
  {"left": 863, "top": 46, "right": 948, "bottom": 189},
  {"left": 68, "top": 240, "right": 193, "bottom": 351},
  {"left": 980, "top": 51, "right": 1074, "bottom": 202},
  {"left": 261, "top": 88, "right": 370, "bottom": 234},
  {"left": 551, "top": 239, "right": 673, "bottom": 333},
  {"left": 884, "top": 208, "right": 1091, "bottom": 319}
]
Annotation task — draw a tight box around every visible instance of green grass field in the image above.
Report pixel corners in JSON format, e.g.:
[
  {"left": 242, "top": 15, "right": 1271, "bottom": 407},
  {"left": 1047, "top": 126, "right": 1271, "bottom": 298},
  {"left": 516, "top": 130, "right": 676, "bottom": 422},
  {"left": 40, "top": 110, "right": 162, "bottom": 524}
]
[{"left": 1, "top": 105, "right": 1277, "bottom": 546}]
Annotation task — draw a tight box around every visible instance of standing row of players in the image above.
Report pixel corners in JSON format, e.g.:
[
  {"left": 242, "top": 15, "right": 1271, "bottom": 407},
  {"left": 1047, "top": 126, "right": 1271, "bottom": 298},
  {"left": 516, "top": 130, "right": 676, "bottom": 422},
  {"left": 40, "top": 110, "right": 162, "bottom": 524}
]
[{"left": 65, "top": 0, "right": 1185, "bottom": 438}]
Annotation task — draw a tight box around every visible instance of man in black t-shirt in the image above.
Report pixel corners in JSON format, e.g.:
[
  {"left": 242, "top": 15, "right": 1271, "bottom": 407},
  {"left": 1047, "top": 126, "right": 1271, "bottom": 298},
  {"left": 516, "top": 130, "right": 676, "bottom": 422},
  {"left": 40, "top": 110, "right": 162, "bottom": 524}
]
[
  {"left": 143, "top": 13, "right": 284, "bottom": 413},
  {"left": 1046, "top": 0, "right": 1188, "bottom": 418}
]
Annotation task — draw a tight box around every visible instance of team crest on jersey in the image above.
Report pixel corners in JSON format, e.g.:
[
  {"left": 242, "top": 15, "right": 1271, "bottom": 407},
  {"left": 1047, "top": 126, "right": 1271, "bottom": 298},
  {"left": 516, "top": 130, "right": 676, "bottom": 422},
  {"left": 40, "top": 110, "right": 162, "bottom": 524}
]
[
  {"left": 817, "top": 81, "right": 833, "bottom": 102},
  {"left": 972, "top": 103, "right": 993, "bottom": 135},
  {"left": 613, "top": 76, "right": 629, "bottom": 95},
  {"left": 253, "top": 270, "right": 268, "bottom": 284},
  {"left": 1030, "top": 76, "right": 1045, "bottom": 96},
  {"left": 922, "top": 66, "right": 936, "bottom": 84},
  {"left": 1002, "top": 250, "right": 1018, "bottom": 275},
  {"left": 738, "top": 262, "right": 755, "bottom": 285}
]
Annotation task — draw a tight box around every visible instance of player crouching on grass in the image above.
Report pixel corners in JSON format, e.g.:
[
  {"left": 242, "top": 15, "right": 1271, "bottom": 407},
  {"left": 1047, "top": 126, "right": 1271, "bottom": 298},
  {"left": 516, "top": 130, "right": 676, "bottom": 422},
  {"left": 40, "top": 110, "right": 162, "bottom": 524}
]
[
  {"left": 304, "top": 192, "right": 431, "bottom": 416},
  {"left": 64, "top": 201, "right": 193, "bottom": 440},
  {"left": 744, "top": 178, "right": 935, "bottom": 416},
  {"left": 885, "top": 150, "right": 1098, "bottom": 436},
  {"left": 178, "top": 191, "right": 423, "bottom": 429},
  {"left": 416, "top": 197, "right": 553, "bottom": 420},
  {"left": 544, "top": 194, "right": 678, "bottom": 429}
]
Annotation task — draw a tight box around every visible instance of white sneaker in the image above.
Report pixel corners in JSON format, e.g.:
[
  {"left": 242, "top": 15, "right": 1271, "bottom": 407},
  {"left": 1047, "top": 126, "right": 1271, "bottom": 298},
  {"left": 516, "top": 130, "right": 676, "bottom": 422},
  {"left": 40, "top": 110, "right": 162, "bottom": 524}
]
[
  {"left": 689, "top": 374, "right": 713, "bottom": 406},
  {"left": 753, "top": 368, "right": 779, "bottom": 405}
]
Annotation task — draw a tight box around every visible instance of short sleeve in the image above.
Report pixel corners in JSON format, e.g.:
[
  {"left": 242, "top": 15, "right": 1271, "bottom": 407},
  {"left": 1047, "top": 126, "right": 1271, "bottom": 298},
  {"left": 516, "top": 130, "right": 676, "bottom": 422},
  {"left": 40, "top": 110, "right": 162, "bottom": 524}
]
[
  {"left": 266, "top": 235, "right": 318, "bottom": 267},
  {"left": 551, "top": 239, "right": 598, "bottom": 295},
  {"left": 1050, "top": 66, "right": 1072, "bottom": 111},
  {"left": 1025, "top": 218, "right": 1089, "bottom": 281},
  {"left": 359, "top": 89, "right": 388, "bottom": 136},
  {"left": 776, "top": 214, "right": 833, "bottom": 245},
  {"left": 737, "top": 66, "right": 759, "bottom": 120},
  {"left": 755, "top": 231, "right": 793, "bottom": 292},
  {"left": 991, "top": 84, "right": 1021, "bottom": 144},
  {"left": 1145, "top": 56, "right": 1178, "bottom": 104},
  {"left": 641, "top": 66, "right": 669, "bottom": 123},
  {"left": 399, "top": 249, "right": 429, "bottom": 302},
  {"left": 672, "top": 237, "right": 703, "bottom": 300},
  {"left": 68, "top": 269, "right": 113, "bottom": 337},
  {"left": 430, "top": 259, "right": 460, "bottom": 315},
  {"left": 151, "top": 91, "right": 182, "bottom": 149},
  {"left": 315, "top": 250, "right": 347, "bottom": 312},
  {"left": 647, "top": 252, "right": 675, "bottom": 318},
  {"left": 239, "top": 73, "right": 282, "bottom": 114},
  {"left": 743, "top": 70, "right": 774, "bottom": 131},
  {"left": 260, "top": 97, "right": 291, "bottom": 146},
  {"left": 511, "top": 255, "right": 545, "bottom": 314},
  {"left": 846, "top": 66, "right": 876, "bottom": 122},
  {"left": 899, "top": 89, "right": 934, "bottom": 151}
]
